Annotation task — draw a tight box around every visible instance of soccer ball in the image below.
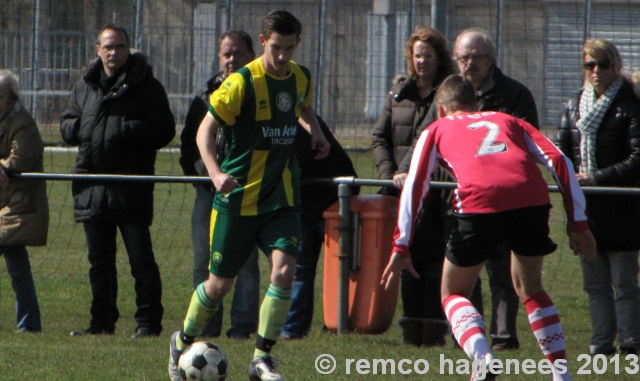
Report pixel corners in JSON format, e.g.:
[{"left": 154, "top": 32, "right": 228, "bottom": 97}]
[{"left": 178, "top": 341, "right": 228, "bottom": 381}]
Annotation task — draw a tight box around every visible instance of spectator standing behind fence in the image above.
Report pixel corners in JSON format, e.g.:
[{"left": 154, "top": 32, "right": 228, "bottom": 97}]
[
  {"left": 60, "top": 23, "right": 176, "bottom": 338},
  {"left": 397, "top": 28, "right": 540, "bottom": 352},
  {"left": 555, "top": 38, "right": 640, "bottom": 355},
  {"left": 280, "top": 114, "right": 359, "bottom": 340},
  {"left": 382, "top": 75, "right": 597, "bottom": 381},
  {"left": 0, "top": 70, "right": 49, "bottom": 333},
  {"left": 371, "top": 26, "right": 455, "bottom": 347},
  {"left": 180, "top": 30, "right": 260, "bottom": 340},
  {"left": 168, "top": 10, "right": 329, "bottom": 381}
]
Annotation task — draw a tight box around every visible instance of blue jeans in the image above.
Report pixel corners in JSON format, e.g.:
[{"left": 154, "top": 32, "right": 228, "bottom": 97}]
[
  {"left": 582, "top": 250, "right": 640, "bottom": 350},
  {"left": 282, "top": 220, "right": 325, "bottom": 337},
  {"left": 83, "top": 220, "right": 164, "bottom": 333},
  {"left": 0, "top": 246, "right": 41, "bottom": 332},
  {"left": 192, "top": 184, "right": 259, "bottom": 337}
]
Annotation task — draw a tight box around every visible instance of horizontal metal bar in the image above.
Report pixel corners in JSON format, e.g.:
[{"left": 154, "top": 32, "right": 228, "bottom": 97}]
[{"left": 11, "top": 173, "right": 640, "bottom": 196}]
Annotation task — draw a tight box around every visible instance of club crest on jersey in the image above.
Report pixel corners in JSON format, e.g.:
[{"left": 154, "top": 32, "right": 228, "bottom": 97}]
[
  {"left": 276, "top": 92, "right": 292, "bottom": 112},
  {"left": 213, "top": 251, "right": 223, "bottom": 265}
]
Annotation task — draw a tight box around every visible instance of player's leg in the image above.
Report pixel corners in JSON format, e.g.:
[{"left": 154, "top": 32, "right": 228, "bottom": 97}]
[
  {"left": 509, "top": 204, "right": 569, "bottom": 381},
  {"left": 442, "top": 259, "right": 493, "bottom": 363},
  {"left": 170, "top": 211, "right": 257, "bottom": 381},
  {"left": 250, "top": 208, "right": 299, "bottom": 381},
  {"left": 191, "top": 184, "right": 223, "bottom": 338},
  {"left": 511, "top": 253, "right": 570, "bottom": 381}
]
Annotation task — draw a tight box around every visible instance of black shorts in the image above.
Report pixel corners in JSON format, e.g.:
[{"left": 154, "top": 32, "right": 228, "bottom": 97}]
[{"left": 445, "top": 204, "right": 557, "bottom": 267}]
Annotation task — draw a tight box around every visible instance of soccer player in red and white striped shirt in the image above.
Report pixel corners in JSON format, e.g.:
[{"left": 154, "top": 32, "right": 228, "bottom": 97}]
[{"left": 381, "top": 75, "right": 597, "bottom": 381}]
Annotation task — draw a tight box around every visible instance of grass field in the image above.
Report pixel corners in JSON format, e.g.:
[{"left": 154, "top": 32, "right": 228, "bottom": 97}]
[{"left": 0, "top": 148, "right": 636, "bottom": 380}]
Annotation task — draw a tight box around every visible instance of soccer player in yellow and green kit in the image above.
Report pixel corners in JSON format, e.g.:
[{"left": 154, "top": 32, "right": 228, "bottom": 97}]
[{"left": 169, "top": 10, "right": 330, "bottom": 381}]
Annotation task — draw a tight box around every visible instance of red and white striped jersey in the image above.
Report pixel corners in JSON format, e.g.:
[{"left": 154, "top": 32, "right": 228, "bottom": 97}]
[{"left": 393, "top": 111, "right": 588, "bottom": 256}]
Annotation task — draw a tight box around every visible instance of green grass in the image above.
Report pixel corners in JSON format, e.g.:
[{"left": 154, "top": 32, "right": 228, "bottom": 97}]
[{"left": 0, "top": 147, "right": 635, "bottom": 380}]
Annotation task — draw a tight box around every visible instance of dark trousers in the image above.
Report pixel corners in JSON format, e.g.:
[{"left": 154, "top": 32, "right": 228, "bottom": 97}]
[
  {"left": 83, "top": 220, "right": 164, "bottom": 333},
  {"left": 485, "top": 242, "right": 520, "bottom": 344},
  {"left": 282, "top": 220, "right": 325, "bottom": 337},
  {"left": 0, "top": 246, "right": 41, "bottom": 332}
]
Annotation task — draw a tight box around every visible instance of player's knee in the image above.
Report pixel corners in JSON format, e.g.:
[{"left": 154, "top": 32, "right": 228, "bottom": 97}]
[
  {"left": 204, "top": 275, "right": 234, "bottom": 301},
  {"left": 270, "top": 264, "right": 295, "bottom": 288}
]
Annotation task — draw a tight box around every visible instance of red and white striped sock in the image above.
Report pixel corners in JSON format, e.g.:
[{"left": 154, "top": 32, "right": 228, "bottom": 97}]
[
  {"left": 443, "top": 294, "right": 491, "bottom": 361},
  {"left": 524, "top": 290, "right": 571, "bottom": 381}
]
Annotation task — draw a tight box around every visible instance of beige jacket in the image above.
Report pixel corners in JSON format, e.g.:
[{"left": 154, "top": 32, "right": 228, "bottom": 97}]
[{"left": 0, "top": 100, "right": 49, "bottom": 246}]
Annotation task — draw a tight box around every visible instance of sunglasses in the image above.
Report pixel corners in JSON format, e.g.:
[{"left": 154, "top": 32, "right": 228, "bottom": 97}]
[{"left": 583, "top": 60, "right": 613, "bottom": 71}]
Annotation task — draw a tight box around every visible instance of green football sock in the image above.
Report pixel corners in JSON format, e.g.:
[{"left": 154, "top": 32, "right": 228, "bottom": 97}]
[
  {"left": 183, "top": 282, "right": 220, "bottom": 339},
  {"left": 253, "top": 283, "right": 292, "bottom": 360}
]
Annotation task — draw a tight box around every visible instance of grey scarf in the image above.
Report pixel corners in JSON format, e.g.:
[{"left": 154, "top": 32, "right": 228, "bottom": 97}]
[{"left": 576, "top": 76, "right": 623, "bottom": 173}]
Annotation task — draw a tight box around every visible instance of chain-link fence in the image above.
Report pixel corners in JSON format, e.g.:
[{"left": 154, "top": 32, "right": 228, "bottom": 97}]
[{"left": 3, "top": 0, "right": 640, "bottom": 141}]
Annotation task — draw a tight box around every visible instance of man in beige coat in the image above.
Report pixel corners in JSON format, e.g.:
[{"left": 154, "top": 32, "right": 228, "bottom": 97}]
[{"left": 0, "top": 69, "right": 49, "bottom": 332}]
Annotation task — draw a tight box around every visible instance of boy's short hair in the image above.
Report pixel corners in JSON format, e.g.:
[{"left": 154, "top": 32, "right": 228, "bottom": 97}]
[
  {"left": 434, "top": 75, "right": 478, "bottom": 112},
  {"left": 261, "top": 10, "right": 302, "bottom": 39}
]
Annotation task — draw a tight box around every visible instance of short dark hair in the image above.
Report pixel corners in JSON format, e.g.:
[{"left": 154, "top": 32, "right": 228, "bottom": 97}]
[
  {"left": 261, "top": 10, "right": 302, "bottom": 39},
  {"left": 434, "top": 75, "right": 477, "bottom": 112},
  {"left": 219, "top": 30, "right": 254, "bottom": 55},
  {"left": 96, "top": 23, "right": 130, "bottom": 46}
]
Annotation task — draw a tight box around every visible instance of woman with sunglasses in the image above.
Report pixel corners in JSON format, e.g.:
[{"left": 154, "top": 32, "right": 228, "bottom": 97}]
[{"left": 555, "top": 38, "right": 640, "bottom": 356}]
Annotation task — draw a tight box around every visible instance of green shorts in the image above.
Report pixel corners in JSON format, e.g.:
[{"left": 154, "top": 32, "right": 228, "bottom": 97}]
[{"left": 209, "top": 207, "right": 300, "bottom": 278}]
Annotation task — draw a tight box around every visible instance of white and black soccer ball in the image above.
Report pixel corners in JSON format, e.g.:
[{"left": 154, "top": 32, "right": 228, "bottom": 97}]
[{"left": 178, "top": 341, "right": 228, "bottom": 381}]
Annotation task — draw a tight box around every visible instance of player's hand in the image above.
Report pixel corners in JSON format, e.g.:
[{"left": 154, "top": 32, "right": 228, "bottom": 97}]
[
  {"left": 380, "top": 252, "right": 418, "bottom": 290},
  {"left": 0, "top": 167, "right": 9, "bottom": 187},
  {"left": 212, "top": 173, "right": 240, "bottom": 194},
  {"left": 311, "top": 134, "right": 330, "bottom": 160},
  {"left": 569, "top": 229, "right": 597, "bottom": 262},
  {"left": 393, "top": 173, "right": 407, "bottom": 189}
]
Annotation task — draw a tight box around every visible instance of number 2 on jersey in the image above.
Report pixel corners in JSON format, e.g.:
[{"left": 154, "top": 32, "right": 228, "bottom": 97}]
[{"left": 467, "top": 121, "right": 507, "bottom": 156}]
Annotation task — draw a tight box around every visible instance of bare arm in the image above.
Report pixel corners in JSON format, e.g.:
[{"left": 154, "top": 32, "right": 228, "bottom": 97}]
[
  {"left": 298, "top": 106, "right": 330, "bottom": 159},
  {"left": 196, "top": 115, "right": 239, "bottom": 193}
]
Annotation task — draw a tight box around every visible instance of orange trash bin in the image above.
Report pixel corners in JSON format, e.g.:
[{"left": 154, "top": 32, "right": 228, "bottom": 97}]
[{"left": 322, "top": 194, "right": 400, "bottom": 334}]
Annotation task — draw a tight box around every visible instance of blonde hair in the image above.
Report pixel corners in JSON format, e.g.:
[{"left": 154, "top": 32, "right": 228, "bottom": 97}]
[{"left": 583, "top": 38, "right": 622, "bottom": 76}]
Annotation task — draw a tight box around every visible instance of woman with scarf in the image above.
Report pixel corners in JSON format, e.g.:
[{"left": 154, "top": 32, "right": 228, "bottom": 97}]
[{"left": 555, "top": 38, "right": 640, "bottom": 355}]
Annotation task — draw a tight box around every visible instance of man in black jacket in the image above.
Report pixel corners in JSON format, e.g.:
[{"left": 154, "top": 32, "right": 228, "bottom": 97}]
[
  {"left": 179, "top": 30, "right": 258, "bottom": 340},
  {"left": 60, "top": 23, "right": 175, "bottom": 338}
]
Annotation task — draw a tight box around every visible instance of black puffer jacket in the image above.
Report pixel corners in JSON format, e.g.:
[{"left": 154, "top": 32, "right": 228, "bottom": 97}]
[
  {"left": 60, "top": 52, "right": 176, "bottom": 225},
  {"left": 372, "top": 75, "right": 434, "bottom": 180},
  {"left": 555, "top": 80, "right": 640, "bottom": 250}
]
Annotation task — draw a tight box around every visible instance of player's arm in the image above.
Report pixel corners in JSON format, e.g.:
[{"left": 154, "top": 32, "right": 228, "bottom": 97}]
[
  {"left": 381, "top": 129, "right": 438, "bottom": 289},
  {"left": 196, "top": 114, "right": 239, "bottom": 193},
  {"left": 298, "top": 105, "right": 330, "bottom": 159},
  {"left": 521, "top": 121, "right": 597, "bottom": 261}
]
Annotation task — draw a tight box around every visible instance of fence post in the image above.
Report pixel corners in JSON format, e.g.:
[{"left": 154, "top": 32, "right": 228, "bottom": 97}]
[{"left": 337, "top": 182, "right": 352, "bottom": 334}]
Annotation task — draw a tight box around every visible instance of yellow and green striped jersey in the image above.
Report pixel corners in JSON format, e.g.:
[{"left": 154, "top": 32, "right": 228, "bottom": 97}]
[{"left": 208, "top": 57, "right": 313, "bottom": 215}]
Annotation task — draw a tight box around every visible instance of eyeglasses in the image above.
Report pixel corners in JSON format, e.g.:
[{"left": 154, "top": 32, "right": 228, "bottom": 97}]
[
  {"left": 99, "top": 44, "right": 129, "bottom": 52},
  {"left": 583, "top": 60, "right": 613, "bottom": 71},
  {"left": 454, "top": 54, "right": 488, "bottom": 64}
]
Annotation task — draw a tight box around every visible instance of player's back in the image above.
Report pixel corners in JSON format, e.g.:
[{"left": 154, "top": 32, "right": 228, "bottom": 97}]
[{"left": 429, "top": 111, "right": 550, "bottom": 214}]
